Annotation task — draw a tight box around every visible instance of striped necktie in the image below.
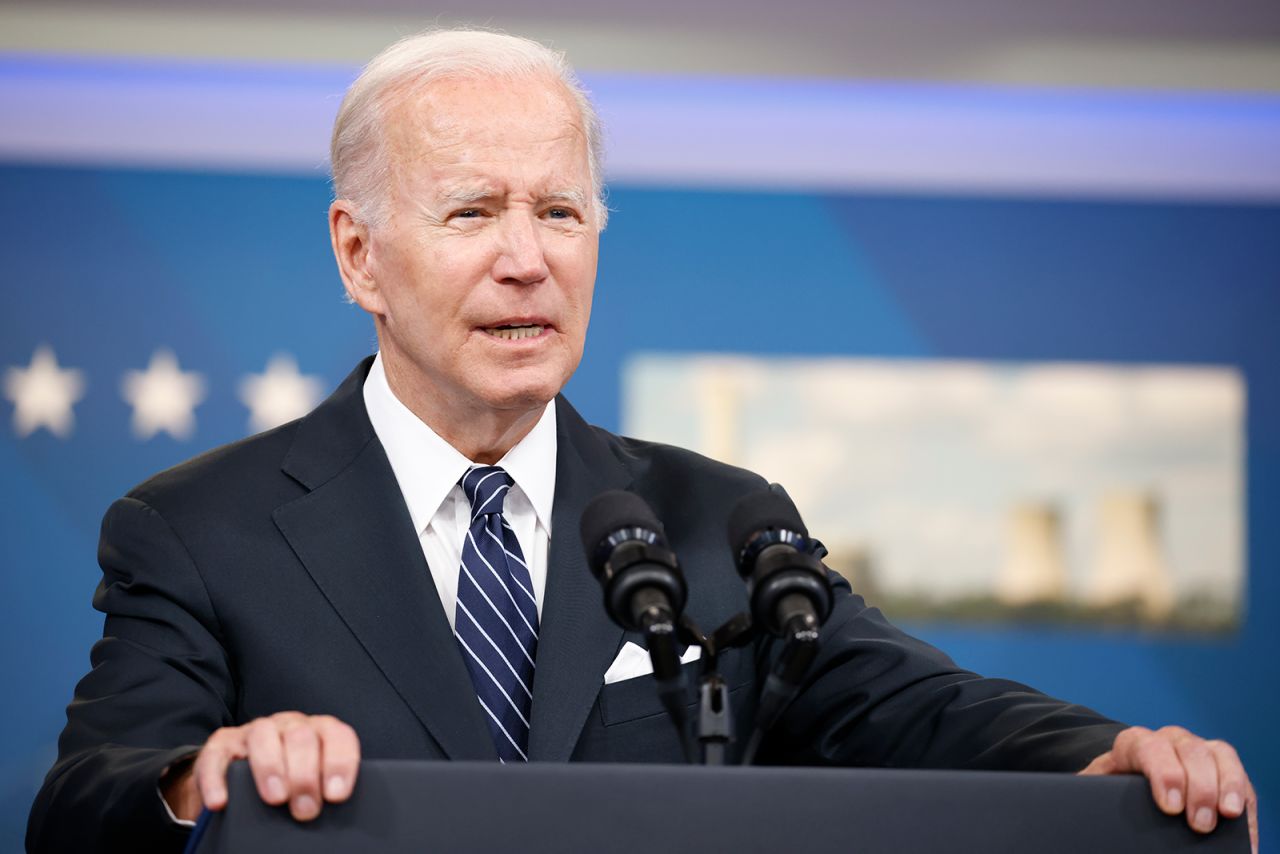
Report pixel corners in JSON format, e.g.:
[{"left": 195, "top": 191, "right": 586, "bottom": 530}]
[{"left": 454, "top": 465, "right": 539, "bottom": 762}]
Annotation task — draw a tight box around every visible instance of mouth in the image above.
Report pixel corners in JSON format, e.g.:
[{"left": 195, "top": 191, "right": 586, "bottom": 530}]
[{"left": 480, "top": 321, "right": 549, "bottom": 341}]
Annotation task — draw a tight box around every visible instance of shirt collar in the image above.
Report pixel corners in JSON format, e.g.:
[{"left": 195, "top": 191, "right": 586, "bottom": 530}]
[{"left": 362, "top": 353, "right": 557, "bottom": 534}]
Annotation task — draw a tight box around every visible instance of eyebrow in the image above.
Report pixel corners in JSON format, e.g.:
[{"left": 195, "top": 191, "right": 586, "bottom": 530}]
[
  {"left": 542, "top": 188, "right": 589, "bottom": 208},
  {"left": 439, "top": 186, "right": 494, "bottom": 205},
  {"left": 437, "top": 186, "right": 589, "bottom": 208}
]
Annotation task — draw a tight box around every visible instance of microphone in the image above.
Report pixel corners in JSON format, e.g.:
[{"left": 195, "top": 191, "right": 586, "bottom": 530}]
[
  {"left": 581, "top": 491, "right": 696, "bottom": 762},
  {"left": 580, "top": 490, "right": 688, "bottom": 638},
  {"left": 728, "top": 488, "right": 832, "bottom": 639},
  {"left": 729, "top": 487, "right": 834, "bottom": 764}
]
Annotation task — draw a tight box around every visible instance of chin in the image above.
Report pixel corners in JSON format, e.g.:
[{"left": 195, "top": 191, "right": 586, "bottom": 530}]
[
  {"left": 484, "top": 359, "right": 576, "bottom": 410},
  {"left": 479, "top": 379, "right": 564, "bottom": 414}
]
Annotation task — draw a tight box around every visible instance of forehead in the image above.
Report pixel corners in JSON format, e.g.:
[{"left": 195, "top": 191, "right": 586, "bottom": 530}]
[{"left": 382, "top": 73, "right": 591, "bottom": 193}]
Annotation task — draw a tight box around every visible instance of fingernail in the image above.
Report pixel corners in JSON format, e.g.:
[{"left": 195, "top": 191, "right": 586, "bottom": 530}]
[
  {"left": 325, "top": 776, "right": 346, "bottom": 800},
  {"left": 295, "top": 795, "right": 318, "bottom": 819},
  {"left": 1224, "top": 792, "right": 1243, "bottom": 814},
  {"left": 1195, "top": 807, "right": 1215, "bottom": 832},
  {"left": 1166, "top": 789, "right": 1183, "bottom": 812},
  {"left": 266, "top": 775, "right": 286, "bottom": 802}
]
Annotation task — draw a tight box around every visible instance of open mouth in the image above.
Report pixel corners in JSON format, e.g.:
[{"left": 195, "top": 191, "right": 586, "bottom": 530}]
[{"left": 481, "top": 324, "right": 545, "bottom": 341}]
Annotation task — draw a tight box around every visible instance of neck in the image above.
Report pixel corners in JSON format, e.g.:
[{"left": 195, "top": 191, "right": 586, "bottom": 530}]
[{"left": 380, "top": 355, "right": 546, "bottom": 465}]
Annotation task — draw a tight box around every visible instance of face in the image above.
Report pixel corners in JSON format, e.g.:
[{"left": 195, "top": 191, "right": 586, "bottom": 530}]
[{"left": 351, "top": 73, "right": 599, "bottom": 425}]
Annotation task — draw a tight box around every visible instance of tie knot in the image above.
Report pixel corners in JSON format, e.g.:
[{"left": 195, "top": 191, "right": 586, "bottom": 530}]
[{"left": 461, "top": 465, "right": 514, "bottom": 518}]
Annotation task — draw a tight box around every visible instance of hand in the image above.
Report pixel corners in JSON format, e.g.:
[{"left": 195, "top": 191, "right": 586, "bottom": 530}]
[
  {"left": 161, "top": 712, "right": 361, "bottom": 822},
  {"left": 1080, "top": 725, "right": 1256, "bottom": 853}
]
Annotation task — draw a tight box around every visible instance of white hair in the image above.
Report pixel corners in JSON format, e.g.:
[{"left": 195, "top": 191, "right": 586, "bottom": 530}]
[{"left": 330, "top": 28, "right": 607, "bottom": 229}]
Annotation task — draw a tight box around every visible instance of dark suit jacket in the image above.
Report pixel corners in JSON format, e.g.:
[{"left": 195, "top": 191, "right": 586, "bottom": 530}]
[{"left": 28, "top": 357, "right": 1124, "bottom": 852}]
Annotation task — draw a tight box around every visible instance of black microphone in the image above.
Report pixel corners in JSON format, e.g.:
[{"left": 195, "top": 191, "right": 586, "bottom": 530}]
[
  {"left": 580, "top": 490, "right": 688, "bottom": 638},
  {"left": 728, "top": 488, "right": 832, "bottom": 639},
  {"left": 729, "top": 487, "right": 834, "bottom": 764},
  {"left": 581, "top": 490, "right": 695, "bottom": 762}
]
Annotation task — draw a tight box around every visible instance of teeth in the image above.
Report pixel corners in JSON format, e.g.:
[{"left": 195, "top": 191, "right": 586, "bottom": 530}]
[{"left": 484, "top": 324, "right": 544, "bottom": 340}]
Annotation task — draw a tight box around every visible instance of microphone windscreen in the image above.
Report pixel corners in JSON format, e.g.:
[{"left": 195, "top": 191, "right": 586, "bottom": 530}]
[
  {"left": 727, "top": 488, "right": 808, "bottom": 557},
  {"left": 579, "top": 490, "right": 665, "bottom": 573}
]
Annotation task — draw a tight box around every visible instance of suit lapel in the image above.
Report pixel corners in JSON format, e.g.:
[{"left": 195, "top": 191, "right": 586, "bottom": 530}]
[
  {"left": 527, "top": 397, "right": 632, "bottom": 761},
  {"left": 272, "top": 359, "right": 495, "bottom": 761}
]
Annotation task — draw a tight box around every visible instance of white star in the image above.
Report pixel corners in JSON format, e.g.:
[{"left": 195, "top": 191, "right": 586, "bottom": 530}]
[
  {"left": 121, "top": 349, "right": 206, "bottom": 441},
  {"left": 3, "top": 345, "right": 86, "bottom": 438},
  {"left": 238, "top": 353, "right": 324, "bottom": 433}
]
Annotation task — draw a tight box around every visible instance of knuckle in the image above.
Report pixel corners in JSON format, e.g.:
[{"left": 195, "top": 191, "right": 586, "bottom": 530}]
[
  {"left": 1133, "top": 738, "right": 1166, "bottom": 766},
  {"left": 1210, "top": 739, "right": 1240, "bottom": 761},
  {"left": 315, "top": 716, "right": 358, "bottom": 745},
  {"left": 285, "top": 724, "right": 319, "bottom": 749},
  {"left": 1115, "top": 727, "right": 1149, "bottom": 751},
  {"left": 206, "top": 726, "right": 237, "bottom": 749},
  {"left": 247, "top": 717, "right": 277, "bottom": 739},
  {"left": 1180, "top": 741, "right": 1212, "bottom": 764}
]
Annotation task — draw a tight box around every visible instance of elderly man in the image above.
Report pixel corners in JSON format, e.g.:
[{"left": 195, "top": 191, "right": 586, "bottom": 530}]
[{"left": 27, "top": 29, "right": 1256, "bottom": 853}]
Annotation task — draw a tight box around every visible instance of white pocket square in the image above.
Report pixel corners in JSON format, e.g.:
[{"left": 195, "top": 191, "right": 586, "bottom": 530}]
[{"left": 603, "top": 640, "right": 701, "bottom": 685}]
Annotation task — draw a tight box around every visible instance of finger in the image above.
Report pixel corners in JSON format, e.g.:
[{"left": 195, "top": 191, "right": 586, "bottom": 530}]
[
  {"left": 315, "top": 716, "right": 361, "bottom": 803},
  {"left": 281, "top": 718, "right": 323, "bottom": 820},
  {"left": 1246, "top": 783, "right": 1258, "bottom": 854},
  {"left": 246, "top": 718, "right": 289, "bottom": 806},
  {"left": 193, "top": 729, "right": 245, "bottom": 812},
  {"left": 1114, "top": 727, "right": 1186, "bottom": 816},
  {"left": 1207, "top": 740, "right": 1249, "bottom": 819},
  {"left": 1077, "top": 751, "right": 1117, "bottom": 776},
  {"left": 1172, "top": 733, "right": 1219, "bottom": 833}
]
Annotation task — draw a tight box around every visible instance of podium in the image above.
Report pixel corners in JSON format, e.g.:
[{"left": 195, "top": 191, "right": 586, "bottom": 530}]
[{"left": 188, "top": 760, "right": 1249, "bottom": 853}]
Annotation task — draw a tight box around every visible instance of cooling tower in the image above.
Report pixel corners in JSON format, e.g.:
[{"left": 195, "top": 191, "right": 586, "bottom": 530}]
[
  {"left": 1085, "top": 490, "right": 1176, "bottom": 620},
  {"left": 996, "top": 502, "right": 1069, "bottom": 605}
]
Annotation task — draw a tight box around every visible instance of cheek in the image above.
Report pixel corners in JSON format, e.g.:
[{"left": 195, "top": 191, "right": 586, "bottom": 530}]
[
  {"left": 387, "top": 245, "right": 482, "bottom": 321},
  {"left": 556, "top": 240, "right": 599, "bottom": 321}
]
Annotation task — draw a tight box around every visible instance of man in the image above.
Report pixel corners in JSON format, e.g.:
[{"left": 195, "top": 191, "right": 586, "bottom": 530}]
[{"left": 27, "top": 28, "right": 1257, "bottom": 853}]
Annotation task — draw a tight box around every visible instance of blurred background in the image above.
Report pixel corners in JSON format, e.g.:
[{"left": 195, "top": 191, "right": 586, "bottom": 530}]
[{"left": 2, "top": 0, "right": 1278, "bottom": 848}]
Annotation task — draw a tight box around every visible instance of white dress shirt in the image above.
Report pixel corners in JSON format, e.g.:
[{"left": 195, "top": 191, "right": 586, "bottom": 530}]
[{"left": 362, "top": 353, "right": 556, "bottom": 628}]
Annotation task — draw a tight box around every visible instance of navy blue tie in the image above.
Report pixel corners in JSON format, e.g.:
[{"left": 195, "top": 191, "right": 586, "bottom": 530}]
[{"left": 454, "top": 465, "right": 539, "bottom": 761}]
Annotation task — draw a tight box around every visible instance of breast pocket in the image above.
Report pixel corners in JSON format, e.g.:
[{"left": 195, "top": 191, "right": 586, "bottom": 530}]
[{"left": 599, "top": 646, "right": 756, "bottom": 727}]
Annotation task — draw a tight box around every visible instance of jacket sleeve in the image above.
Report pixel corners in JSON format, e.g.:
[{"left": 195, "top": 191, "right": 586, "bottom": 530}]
[
  {"left": 27, "top": 497, "right": 236, "bottom": 853},
  {"left": 766, "top": 573, "right": 1126, "bottom": 772}
]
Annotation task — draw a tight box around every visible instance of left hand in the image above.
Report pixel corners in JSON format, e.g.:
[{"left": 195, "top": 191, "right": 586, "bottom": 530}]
[{"left": 1080, "top": 725, "right": 1256, "bottom": 853}]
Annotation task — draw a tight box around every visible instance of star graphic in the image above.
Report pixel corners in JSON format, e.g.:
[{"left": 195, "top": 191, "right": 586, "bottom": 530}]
[
  {"left": 3, "top": 345, "right": 87, "bottom": 438},
  {"left": 238, "top": 353, "right": 324, "bottom": 433},
  {"left": 121, "top": 349, "right": 206, "bottom": 441}
]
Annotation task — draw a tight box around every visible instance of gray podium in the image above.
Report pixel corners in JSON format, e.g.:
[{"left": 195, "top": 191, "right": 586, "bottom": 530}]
[{"left": 187, "top": 760, "right": 1249, "bottom": 853}]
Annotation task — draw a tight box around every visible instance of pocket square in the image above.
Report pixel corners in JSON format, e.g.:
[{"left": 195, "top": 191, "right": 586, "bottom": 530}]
[{"left": 603, "top": 640, "right": 701, "bottom": 684}]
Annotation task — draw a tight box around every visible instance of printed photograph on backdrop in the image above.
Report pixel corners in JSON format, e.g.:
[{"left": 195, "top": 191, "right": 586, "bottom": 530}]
[{"left": 625, "top": 355, "right": 1245, "bottom": 632}]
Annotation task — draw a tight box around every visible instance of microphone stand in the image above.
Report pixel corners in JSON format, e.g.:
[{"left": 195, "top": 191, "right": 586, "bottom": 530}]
[
  {"left": 677, "top": 613, "right": 753, "bottom": 766},
  {"left": 638, "top": 603, "right": 699, "bottom": 765},
  {"left": 741, "top": 613, "right": 820, "bottom": 765}
]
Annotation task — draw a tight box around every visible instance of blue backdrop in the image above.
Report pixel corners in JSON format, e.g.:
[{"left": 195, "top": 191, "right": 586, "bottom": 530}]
[{"left": 3, "top": 163, "right": 1277, "bottom": 847}]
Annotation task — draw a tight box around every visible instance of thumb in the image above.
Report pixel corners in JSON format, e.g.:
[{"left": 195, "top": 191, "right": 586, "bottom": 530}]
[{"left": 1079, "top": 750, "right": 1120, "bottom": 776}]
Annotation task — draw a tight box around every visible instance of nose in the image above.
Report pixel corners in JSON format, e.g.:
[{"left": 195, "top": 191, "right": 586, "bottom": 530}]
[{"left": 492, "top": 211, "right": 550, "bottom": 285}]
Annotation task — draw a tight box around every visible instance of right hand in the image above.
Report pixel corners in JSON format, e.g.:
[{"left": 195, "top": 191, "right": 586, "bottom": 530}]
[{"left": 162, "top": 712, "right": 361, "bottom": 822}]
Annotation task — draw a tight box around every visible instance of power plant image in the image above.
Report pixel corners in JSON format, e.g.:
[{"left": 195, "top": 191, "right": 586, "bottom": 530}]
[{"left": 625, "top": 355, "right": 1244, "bottom": 632}]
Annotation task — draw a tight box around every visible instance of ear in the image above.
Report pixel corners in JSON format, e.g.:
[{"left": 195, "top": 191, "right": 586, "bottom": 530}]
[{"left": 329, "top": 200, "right": 386, "bottom": 315}]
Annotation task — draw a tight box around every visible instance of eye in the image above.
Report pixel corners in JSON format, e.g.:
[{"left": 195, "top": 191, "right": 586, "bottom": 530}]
[
  {"left": 453, "top": 208, "right": 483, "bottom": 219},
  {"left": 545, "top": 207, "right": 578, "bottom": 221}
]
